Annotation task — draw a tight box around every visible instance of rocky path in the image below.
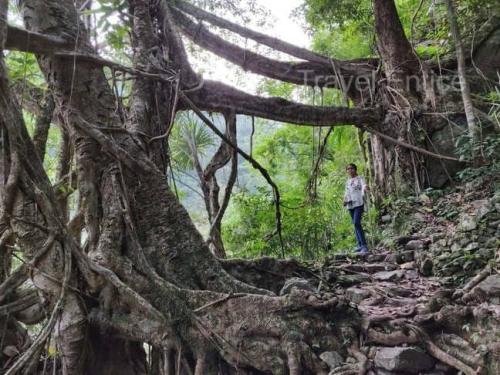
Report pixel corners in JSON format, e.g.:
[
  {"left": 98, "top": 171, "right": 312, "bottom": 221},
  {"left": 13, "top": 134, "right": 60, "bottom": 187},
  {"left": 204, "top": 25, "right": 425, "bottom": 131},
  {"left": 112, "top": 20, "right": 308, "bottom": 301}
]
[{"left": 312, "top": 246, "right": 499, "bottom": 375}]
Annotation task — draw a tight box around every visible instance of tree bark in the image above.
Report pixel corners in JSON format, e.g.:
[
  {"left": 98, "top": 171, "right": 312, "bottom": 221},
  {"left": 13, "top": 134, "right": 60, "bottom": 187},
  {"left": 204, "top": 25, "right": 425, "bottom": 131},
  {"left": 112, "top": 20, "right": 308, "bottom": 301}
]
[
  {"left": 445, "top": 0, "right": 478, "bottom": 142},
  {"left": 187, "top": 111, "right": 238, "bottom": 258},
  {"left": 373, "top": 0, "right": 419, "bottom": 87}
]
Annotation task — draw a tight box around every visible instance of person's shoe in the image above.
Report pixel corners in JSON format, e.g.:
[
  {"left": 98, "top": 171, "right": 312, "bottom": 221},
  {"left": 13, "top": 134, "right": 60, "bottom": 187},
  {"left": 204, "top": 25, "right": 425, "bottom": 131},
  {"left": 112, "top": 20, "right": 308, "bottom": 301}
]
[{"left": 356, "top": 246, "right": 370, "bottom": 254}]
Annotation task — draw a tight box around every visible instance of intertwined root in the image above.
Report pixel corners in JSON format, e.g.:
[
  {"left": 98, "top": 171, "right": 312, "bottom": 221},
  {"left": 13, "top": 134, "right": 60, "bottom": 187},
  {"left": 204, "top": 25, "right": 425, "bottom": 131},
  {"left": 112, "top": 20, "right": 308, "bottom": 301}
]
[{"left": 185, "top": 289, "right": 354, "bottom": 374}]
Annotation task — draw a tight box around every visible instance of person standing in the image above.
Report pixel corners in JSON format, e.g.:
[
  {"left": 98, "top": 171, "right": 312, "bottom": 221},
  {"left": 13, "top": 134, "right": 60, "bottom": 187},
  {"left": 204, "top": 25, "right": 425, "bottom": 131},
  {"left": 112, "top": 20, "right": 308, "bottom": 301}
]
[{"left": 343, "top": 163, "right": 369, "bottom": 254}]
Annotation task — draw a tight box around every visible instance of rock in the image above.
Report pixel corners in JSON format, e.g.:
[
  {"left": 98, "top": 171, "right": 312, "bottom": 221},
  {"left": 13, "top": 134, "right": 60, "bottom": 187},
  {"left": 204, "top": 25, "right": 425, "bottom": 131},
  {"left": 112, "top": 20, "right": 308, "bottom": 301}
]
[
  {"left": 381, "top": 214, "right": 392, "bottom": 223},
  {"left": 387, "top": 285, "right": 413, "bottom": 297},
  {"left": 395, "top": 236, "right": 417, "bottom": 246},
  {"left": 434, "top": 362, "right": 453, "bottom": 373},
  {"left": 464, "top": 242, "right": 479, "bottom": 252},
  {"left": 428, "top": 124, "right": 465, "bottom": 188},
  {"left": 279, "top": 277, "right": 315, "bottom": 296},
  {"left": 419, "top": 193, "right": 432, "bottom": 205},
  {"left": 401, "top": 261, "right": 416, "bottom": 270},
  {"left": 337, "top": 274, "right": 371, "bottom": 286},
  {"left": 374, "top": 347, "right": 435, "bottom": 373},
  {"left": 399, "top": 250, "right": 415, "bottom": 263},
  {"left": 485, "top": 237, "right": 499, "bottom": 248},
  {"left": 346, "top": 287, "right": 371, "bottom": 304},
  {"left": 458, "top": 214, "right": 478, "bottom": 232},
  {"left": 405, "top": 240, "right": 425, "bottom": 250},
  {"left": 319, "top": 351, "right": 344, "bottom": 369},
  {"left": 470, "top": 199, "right": 490, "bottom": 220},
  {"left": 367, "top": 254, "right": 387, "bottom": 263},
  {"left": 474, "top": 26, "right": 500, "bottom": 79},
  {"left": 384, "top": 253, "right": 398, "bottom": 263},
  {"left": 435, "top": 239, "right": 448, "bottom": 247},
  {"left": 492, "top": 193, "right": 500, "bottom": 205},
  {"left": 364, "top": 263, "right": 398, "bottom": 273},
  {"left": 430, "top": 232, "right": 445, "bottom": 243},
  {"left": 413, "top": 212, "right": 427, "bottom": 223},
  {"left": 324, "top": 270, "right": 336, "bottom": 283},
  {"left": 405, "top": 270, "right": 420, "bottom": 280},
  {"left": 375, "top": 369, "right": 401, "bottom": 375},
  {"left": 420, "top": 258, "right": 433, "bottom": 276},
  {"left": 474, "top": 275, "right": 500, "bottom": 297},
  {"left": 374, "top": 270, "right": 405, "bottom": 282}
]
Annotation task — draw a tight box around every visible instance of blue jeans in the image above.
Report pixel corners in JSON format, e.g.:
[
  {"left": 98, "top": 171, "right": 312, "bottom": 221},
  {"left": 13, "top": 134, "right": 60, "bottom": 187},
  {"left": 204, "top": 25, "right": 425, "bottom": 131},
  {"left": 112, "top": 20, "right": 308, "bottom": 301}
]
[{"left": 349, "top": 205, "right": 367, "bottom": 249}]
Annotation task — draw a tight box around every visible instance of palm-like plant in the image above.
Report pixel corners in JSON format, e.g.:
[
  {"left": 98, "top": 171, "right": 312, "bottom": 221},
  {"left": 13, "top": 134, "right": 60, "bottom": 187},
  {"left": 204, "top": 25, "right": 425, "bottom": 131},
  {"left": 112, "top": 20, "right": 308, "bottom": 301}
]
[{"left": 169, "top": 111, "right": 216, "bottom": 171}]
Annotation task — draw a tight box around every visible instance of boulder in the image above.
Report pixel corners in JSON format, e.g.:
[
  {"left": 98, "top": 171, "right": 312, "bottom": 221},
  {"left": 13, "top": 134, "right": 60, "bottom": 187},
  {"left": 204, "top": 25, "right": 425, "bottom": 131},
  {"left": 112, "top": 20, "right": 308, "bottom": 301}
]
[
  {"left": 367, "top": 254, "right": 388, "bottom": 263},
  {"left": 337, "top": 274, "right": 371, "bottom": 286},
  {"left": 319, "top": 351, "right": 344, "bottom": 369},
  {"left": 474, "top": 275, "right": 500, "bottom": 297},
  {"left": 399, "top": 250, "right": 415, "bottom": 263},
  {"left": 405, "top": 240, "right": 425, "bottom": 251},
  {"left": 474, "top": 27, "right": 500, "bottom": 79},
  {"left": 374, "top": 347, "right": 434, "bottom": 373},
  {"left": 279, "top": 277, "right": 315, "bottom": 296},
  {"left": 427, "top": 124, "right": 465, "bottom": 188},
  {"left": 401, "top": 261, "right": 416, "bottom": 270},
  {"left": 470, "top": 199, "right": 490, "bottom": 220},
  {"left": 346, "top": 287, "right": 371, "bottom": 304},
  {"left": 430, "top": 232, "right": 445, "bottom": 243},
  {"left": 374, "top": 270, "right": 405, "bottom": 282},
  {"left": 419, "top": 258, "right": 434, "bottom": 276},
  {"left": 458, "top": 214, "right": 478, "bottom": 232},
  {"left": 381, "top": 214, "right": 392, "bottom": 223},
  {"left": 464, "top": 242, "right": 479, "bottom": 252}
]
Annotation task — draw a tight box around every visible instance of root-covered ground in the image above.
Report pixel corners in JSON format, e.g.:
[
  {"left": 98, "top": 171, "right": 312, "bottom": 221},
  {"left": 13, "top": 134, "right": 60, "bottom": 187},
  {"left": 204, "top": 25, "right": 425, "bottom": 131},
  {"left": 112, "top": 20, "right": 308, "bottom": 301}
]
[{"left": 223, "top": 179, "right": 499, "bottom": 374}]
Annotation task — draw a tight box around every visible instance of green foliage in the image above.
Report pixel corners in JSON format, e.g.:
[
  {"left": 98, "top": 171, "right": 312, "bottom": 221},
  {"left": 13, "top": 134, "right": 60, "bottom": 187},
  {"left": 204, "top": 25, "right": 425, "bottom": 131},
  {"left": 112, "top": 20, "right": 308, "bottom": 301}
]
[
  {"left": 23, "top": 113, "right": 61, "bottom": 183},
  {"left": 222, "top": 123, "right": 378, "bottom": 259},
  {"left": 301, "top": 0, "right": 498, "bottom": 61},
  {"left": 454, "top": 134, "right": 500, "bottom": 182},
  {"left": 298, "top": 0, "right": 370, "bottom": 32},
  {"left": 257, "top": 80, "right": 296, "bottom": 98},
  {"left": 312, "top": 24, "right": 373, "bottom": 60},
  {"left": 169, "top": 112, "right": 216, "bottom": 171},
  {"left": 5, "top": 52, "right": 45, "bottom": 86}
]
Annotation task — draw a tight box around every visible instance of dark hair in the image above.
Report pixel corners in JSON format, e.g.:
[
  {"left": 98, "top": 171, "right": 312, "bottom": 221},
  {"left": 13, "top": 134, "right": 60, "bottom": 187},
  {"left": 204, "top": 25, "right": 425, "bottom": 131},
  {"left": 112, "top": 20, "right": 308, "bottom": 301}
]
[{"left": 346, "top": 163, "right": 357, "bottom": 171}]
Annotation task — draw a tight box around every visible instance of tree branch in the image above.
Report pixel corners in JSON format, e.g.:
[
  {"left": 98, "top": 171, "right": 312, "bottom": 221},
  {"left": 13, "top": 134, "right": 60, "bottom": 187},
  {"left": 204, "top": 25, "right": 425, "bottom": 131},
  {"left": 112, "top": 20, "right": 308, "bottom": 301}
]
[
  {"left": 5, "top": 25, "right": 74, "bottom": 54},
  {"left": 172, "top": 7, "right": 374, "bottom": 89},
  {"left": 170, "top": 0, "right": 330, "bottom": 63},
  {"left": 185, "top": 80, "right": 383, "bottom": 127},
  {"left": 179, "top": 92, "right": 285, "bottom": 256}
]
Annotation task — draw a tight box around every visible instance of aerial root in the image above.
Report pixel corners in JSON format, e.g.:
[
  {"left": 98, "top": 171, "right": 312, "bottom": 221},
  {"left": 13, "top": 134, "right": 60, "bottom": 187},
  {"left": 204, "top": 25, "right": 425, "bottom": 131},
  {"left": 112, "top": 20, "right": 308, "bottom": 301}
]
[{"left": 194, "top": 352, "right": 206, "bottom": 375}]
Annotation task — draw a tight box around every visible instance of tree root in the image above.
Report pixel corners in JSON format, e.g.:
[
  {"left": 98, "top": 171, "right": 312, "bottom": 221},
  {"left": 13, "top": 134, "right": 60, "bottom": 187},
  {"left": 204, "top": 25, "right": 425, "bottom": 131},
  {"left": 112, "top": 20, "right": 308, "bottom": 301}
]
[
  {"left": 365, "top": 328, "right": 419, "bottom": 345},
  {"left": 425, "top": 339, "right": 480, "bottom": 375}
]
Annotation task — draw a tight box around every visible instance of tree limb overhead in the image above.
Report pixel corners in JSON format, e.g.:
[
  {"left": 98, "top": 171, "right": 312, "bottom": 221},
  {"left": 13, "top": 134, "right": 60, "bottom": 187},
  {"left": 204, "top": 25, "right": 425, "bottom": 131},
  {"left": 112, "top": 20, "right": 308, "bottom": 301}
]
[{"left": 183, "top": 80, "right": 383, "bottom": 127}]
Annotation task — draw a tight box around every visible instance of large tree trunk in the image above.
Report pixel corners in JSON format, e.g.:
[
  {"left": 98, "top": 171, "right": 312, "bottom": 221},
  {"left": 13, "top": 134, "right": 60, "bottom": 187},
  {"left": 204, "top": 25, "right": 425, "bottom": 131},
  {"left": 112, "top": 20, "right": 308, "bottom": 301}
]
[
  {"left": 6, "top": 1, "right": 335, "bottom": 373},
  {"left": 369, "top": 0, "right": 448, "bottom": 196}
]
